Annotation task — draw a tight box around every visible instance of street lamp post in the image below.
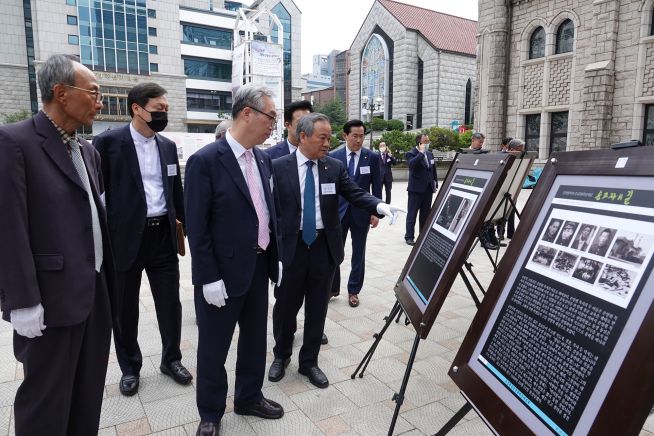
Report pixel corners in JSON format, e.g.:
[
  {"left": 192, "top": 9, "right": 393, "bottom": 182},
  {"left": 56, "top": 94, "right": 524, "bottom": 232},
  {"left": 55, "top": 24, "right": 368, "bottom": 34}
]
[{"left": 361, "top": 95, "right": 382, "bottom": 148}]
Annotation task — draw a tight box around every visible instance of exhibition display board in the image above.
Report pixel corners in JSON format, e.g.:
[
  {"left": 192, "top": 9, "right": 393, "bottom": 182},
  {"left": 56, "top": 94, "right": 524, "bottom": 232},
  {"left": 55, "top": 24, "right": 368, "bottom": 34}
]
[{"left": 449, "top": 147, "right": 654, "bottom": 436}]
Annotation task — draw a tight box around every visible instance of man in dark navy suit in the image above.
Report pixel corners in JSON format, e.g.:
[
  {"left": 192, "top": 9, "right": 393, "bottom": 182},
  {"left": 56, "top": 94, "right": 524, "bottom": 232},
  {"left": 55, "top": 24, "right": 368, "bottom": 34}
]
[
  {"left": 329, "top": 119, "right": 382, "bottom": 307},
  {"left": 378, "top": 141, "right": 396, "bottom": 204},
  {"left": 185, "top": 85, "right": 285, "bottom": 436},
  {"left": 265, "top": 100, "right": 313, "bottom": 159},
  {"left": 267, "top": 113, "right": 404, "bottom": 388},
  {"left": 404, "top": 133, "right": 438, "bottom": 245},
  {"left": 0, "top": 54, "right": 115, "bottom": 435},
  {"left": 93, "top": 83, "right": 192, "bottom": 396}
]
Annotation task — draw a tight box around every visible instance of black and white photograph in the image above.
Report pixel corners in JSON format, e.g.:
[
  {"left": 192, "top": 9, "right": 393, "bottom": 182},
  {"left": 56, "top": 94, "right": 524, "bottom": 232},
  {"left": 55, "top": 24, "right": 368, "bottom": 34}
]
[
  {"left": 570, "top": 224, "right": 597, "bottom": 252},
  {"left": 449, "top": 198, "right": 472, "bottom": 235},
  {"left": 552, "top": 251, "right": 578, "bottom": 275},
  {"left": 572, "top": 257, "right": 603, "bottom": 284},
  {"left": 436, "top": 194, "right": 464, "bottom": 231},
  {"left": 531, "top": 245, "right": 557, "bottom": 267},
  {"left": 588, "top": 228, "right": 617, "bottom": 257},
  {"left": 596, "top": 264, "right": 637, "bottom": 298},
  {"left": 554, "top": 221, "right": 579, "bottom": 247},
  {"left": 541, "top": 218, "right": 563, "bottom": 243},
  {"left": 607, "top": 231, "right": 654, "bottom": 267}
]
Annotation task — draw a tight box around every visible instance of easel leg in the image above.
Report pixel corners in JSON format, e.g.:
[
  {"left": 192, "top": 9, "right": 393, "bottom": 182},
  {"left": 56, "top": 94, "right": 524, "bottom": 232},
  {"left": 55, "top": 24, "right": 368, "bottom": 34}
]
[
  {"left": 351, "top": 301, "right": 403, "bottom": 379},
  {"left": 433, "top": 402, "right": 473, "bottom": 436},
  {"left": 459, "top": 269, "right": 481, "bottom": 308},
  {"left": 463, "top": 261, "right": 486, "bottom": 296},
  {"left": 388, "top": 333, "right": 421, "bottom": 436}
]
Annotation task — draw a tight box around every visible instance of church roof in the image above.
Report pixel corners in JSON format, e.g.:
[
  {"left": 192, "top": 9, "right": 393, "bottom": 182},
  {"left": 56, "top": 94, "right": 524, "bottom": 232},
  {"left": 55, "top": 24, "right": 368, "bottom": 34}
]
[{"left": 377, "top": 0, "right": 477, "bottom": 56}]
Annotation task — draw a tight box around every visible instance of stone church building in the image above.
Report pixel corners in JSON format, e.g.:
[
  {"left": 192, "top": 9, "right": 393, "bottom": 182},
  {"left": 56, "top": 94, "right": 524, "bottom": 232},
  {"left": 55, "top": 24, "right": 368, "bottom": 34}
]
[
  {"left": 347, "top": 0, "right": 478, "bottom": 131},
  {"left": 476, "top": 0, "right": 654, "bottom": 158}
]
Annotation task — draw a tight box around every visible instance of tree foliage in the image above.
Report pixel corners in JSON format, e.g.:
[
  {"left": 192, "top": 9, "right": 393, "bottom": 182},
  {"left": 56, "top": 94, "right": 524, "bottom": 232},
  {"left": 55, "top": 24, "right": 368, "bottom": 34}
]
[
  {"left": 2, "top": 109, "right": 32, "bottom": 124},
  {"left": 315, "top": 98, "right": 347, "bottom": 126}
]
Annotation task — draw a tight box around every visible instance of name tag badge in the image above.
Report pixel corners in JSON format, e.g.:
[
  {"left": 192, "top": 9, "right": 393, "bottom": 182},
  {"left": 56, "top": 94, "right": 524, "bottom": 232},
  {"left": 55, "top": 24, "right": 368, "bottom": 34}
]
[
  {"left": 167, "top": 164, "right": 177, "bottom": 176},
  {"left": 359, "top": 166, "right": 371, "bottom": 174},
  {"left": 430, "top": 159, "right": 435, "bottom": 165},
  {"left": 321, "top": 183, "right": 336, "bottom": 195}
]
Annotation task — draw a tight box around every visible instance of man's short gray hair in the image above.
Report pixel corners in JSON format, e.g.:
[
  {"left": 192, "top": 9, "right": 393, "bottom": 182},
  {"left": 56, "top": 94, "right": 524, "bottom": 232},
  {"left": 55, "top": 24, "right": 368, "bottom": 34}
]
[
  {"left": 296, "top": 113, "right": 331, "bottom": 138},
  {"left": 507, "top": 138, "right": 525, "bottom": 150},
  {"left": 472, "top": 132, "right": 485, "bottom": 141},
  {"left": 37, "top": 54, "right": 78, "bottom": 103},
  {"left": 231, "top": 84, "right": 275, "bottom": 119},
  {"left": 215, "top": 119, "right": 232, "bottom": 139}
]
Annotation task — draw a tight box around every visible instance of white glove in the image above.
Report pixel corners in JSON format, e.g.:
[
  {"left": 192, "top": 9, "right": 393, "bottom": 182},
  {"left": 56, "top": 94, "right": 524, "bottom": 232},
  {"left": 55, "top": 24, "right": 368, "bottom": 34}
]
[
  {"left": 11, "top": 303, "right": 46, "bottom": 338},
  {"left": 376, "top": 203, "right": 407, "bottom": 225},
  {"left": 203, "top": 280, "right": 228, "bottom": 308},
  {"left": 277, "top": 261, "right": 283, "bottom": 287}
]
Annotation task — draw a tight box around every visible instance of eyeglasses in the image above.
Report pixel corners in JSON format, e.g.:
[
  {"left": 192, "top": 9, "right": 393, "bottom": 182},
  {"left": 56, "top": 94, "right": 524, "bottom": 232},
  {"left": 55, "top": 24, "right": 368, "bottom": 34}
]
[
  {"left": 248, "top": 106, "right": 277, "bottom": 126},
  {"left": 64, "top": 85, "right": 103, "bottom": 102}
]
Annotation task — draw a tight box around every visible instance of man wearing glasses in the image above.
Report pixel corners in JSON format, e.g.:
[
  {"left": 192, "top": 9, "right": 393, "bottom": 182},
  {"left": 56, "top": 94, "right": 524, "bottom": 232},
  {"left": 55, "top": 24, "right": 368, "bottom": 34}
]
[
  {"left": 185, "top": 84, "right": 285, "bottom": 436},
  {"left": 0, "top": 54, "right": 115, "bottom": 435},
  {"left": 93, "top": 83, "right": 192, "bottom": 397}
]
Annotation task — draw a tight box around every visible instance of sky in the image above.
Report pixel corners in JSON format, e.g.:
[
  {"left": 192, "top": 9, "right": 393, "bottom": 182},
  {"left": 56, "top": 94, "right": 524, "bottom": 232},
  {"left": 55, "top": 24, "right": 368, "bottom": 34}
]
[{"left": 244, "top": 0, "right": 479, "bottom": 74}]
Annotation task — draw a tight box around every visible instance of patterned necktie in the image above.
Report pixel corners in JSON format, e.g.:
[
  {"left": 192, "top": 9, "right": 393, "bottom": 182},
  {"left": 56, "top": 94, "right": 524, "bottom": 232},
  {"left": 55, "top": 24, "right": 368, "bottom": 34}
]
[
  {"left": 348, "top": 151, "right": 356, "bottom": 177},
  {"left": 302, "top": 161, "right": 316, "bottom": 246},
  {"left": 243, "top": 150, "right": 269, "bottom": 250},
  {"left": 68, "top": 139, "right": 103, "bottom": 272}
]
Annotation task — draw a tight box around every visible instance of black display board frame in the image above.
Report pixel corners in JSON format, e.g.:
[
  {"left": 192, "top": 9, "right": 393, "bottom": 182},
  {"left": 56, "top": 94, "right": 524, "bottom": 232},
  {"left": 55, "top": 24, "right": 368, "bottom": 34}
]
[
  {"left": 395, "top": 153, "right": 515, "bottom": 339},
  {"left": 449, "top": 147, "right": 654, "bottom": 436}
]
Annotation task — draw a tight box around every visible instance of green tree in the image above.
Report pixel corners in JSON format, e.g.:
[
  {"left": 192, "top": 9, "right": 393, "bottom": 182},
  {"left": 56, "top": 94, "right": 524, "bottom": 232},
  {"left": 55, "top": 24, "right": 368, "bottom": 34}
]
[
  {"left": 315, "top": 98, "right": 347, "bottom": 126},
  {"left": 2, "top": 109, "right": 32, "bottom": 124},
  {"left": 387, "top": 119, "right": 404, "bottom": 131},
  {"left": 371, "top": 117, "right": 387, "bottom": 131},
  {"left": 422, "top": 127, "right": 460, "bottom": 151},
  {"left": 374, "top": 130, "right": 417, "bottom": 157}
]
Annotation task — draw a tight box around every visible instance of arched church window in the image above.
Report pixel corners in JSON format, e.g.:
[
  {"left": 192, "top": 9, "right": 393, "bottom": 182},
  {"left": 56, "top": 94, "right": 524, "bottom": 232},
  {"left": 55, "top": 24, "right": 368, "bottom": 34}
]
[
  {"left": 361, "top": 34, "right": 388, "bottom": 118},
  {"left": 555, "top": 19, "right": 574, "bottom": 54},
  {"left": 529, "top": 27, "right": 545, "bottom": 59}
]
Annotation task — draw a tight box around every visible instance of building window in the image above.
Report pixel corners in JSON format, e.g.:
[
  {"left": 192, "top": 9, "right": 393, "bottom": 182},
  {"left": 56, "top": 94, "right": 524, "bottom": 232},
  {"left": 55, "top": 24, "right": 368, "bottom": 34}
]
[
  {"left": 555, "top": 19, "right": 574, "bottom": 54},
  {"left": 271, "top": 3, "right": 292, "bottom": 105},
  {"left": 529, "top": 27, "right": 545, "bottom": 59},
  {"left": 416, "top": 58, "right": 423, "bottom": 129},
  {"left": 188, "top": 124, "right": 217, "bottom": 133},
  {"left": 150, "top": 62, "right": 158, "bottom": 72},
  {"left": 464, "top": 78, "right": 472, "bottom": 125},
  {"left": 66, "top": 0, "right": 76, "bottom": 5},
  {"left": 182, "top": 24, "right": 232, "bottom": 49},
  {"left": 67, "top": 15, "right": 77, "bottom": 25},
  {"left": 224, "top": 1, "right": 242, "bottom": 12},
  {"left": 68, "top": 34, "right": 79, "bottom": 45},
  {"left": 147, "top": 8, "right": 156, "bottom": 18},
  {"left": 148, "top": 27, "right": 157, "bottom": 36},
  {"left": 549, "top": 111, "right": 568, "bottom": 154},
  {"left": 98, "top": 86, "right": 130, "bottom": 118},
  {"left": 644, "top": 105, "right": 654, "bottom": 146},
  {"left": 525, "top": 114, "right": 541, "bottom": 152},
  {"left": 186, "top": 89, "right": 232, "bottom": 112},
  {"left": 149, "top": 45, "right": 157, "bottom": 54},
  {"left": 183, "top": 57, "right": 232, "bottom": 81}
]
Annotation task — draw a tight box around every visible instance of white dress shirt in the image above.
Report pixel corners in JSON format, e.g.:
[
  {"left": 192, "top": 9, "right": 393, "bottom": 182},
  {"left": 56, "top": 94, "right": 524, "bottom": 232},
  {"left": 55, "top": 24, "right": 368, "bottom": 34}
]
[
  {"left": 296, "top": 149, "right": 324, "bottom": 230},
  {"left": 225, "top": 130, "right": 270, "bottom": 229},
  {"left": 286, "top": 139, "right": 298, "bottom": 155},
  {"left": 130, "top": 123, "right": 167, "bottom": 217},
  {"left": 345, "top": 146, "right": 361, "bottom": 174}
]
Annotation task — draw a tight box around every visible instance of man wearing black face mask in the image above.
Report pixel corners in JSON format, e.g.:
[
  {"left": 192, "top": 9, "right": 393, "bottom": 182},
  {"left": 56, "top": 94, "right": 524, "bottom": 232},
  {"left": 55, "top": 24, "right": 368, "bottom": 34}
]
[{"left": 93, "top": 82, "right": 191, "bottom": 396}]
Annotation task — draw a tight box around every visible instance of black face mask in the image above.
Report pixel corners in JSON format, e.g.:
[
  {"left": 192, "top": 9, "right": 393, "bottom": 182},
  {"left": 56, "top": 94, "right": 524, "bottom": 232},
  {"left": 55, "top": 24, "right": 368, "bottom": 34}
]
[{"left": 139, "top": 107, "right": 168, "bottom": 132}]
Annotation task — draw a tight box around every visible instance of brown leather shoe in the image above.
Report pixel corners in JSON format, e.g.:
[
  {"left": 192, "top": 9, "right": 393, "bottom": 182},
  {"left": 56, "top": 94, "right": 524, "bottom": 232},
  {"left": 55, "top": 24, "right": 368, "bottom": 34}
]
[{"left": 196, "top": 421, "right": 220, "bottom": 436}]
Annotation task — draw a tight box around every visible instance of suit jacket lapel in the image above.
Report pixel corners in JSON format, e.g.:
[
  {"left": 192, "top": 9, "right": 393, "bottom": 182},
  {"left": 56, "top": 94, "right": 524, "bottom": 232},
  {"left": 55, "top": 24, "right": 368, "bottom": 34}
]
[
  {"left": 216, "top": 140, "right": 255, "bottom": 210},
  {"left": 122, "top": 127, "right": 147, "bottom": 204},
  {"left": 317, "top": 157, "right": 330, "bottom": 218},
  {"left": 155, "top": 134, "right": 170, "bottom": 205},
  {"left": 253, "top": 147, "right": 273, "bottom": 211},
  {"left": 286, "top": 153, "right": 301, "bottom": 208}
]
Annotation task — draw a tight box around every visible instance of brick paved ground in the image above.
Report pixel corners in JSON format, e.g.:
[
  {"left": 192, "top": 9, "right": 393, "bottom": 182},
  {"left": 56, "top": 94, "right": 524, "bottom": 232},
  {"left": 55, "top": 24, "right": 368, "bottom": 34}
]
[{"left": 0, "top": 182, "right": 652, "bottom": 435}]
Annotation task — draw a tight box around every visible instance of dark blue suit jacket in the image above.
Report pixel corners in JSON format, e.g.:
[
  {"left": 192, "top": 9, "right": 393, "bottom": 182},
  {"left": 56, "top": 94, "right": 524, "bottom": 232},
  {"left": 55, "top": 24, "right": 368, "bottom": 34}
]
[
  {"left": 405, "top": 147, "right": 438, "bottom": 193},
  {"left": 184, "top": 138, "right": 282, "bottom": 297},
  {"left": 93, "top": 124, "right": 185, "bottom": 272},
  {"left": 0, "top": 112, "right": 116, "bottom": 326},
  {"left": 329, "top": 147, "right": 382, "bottom": 226},
  {"left": 265, "top": 139, "right": 293, "bottom": 160},
  {"left": 272, "top": 153, "right": 382, "bottom": 267}
]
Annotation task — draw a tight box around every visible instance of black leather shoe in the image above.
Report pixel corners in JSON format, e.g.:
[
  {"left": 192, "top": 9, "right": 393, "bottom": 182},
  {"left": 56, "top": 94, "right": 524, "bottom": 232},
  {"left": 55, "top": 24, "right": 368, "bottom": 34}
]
[
  {"left": 196, "top": 421, "right": 220, "bottom": 436},
  {"left": 119, "top": 374, "right": 139, "bottom": 396},
  {"left": 405, "top": 238, "right": 415, "bottom": 246},
  {"left": 321, "top": 333, "right": 328, "bottom": 345},
  {"left": 481, "top": 241, "right": 499, "bottom": 250},
  {"left": 234, "top": 397, "right": 284, "bottom": 419},
  {"left": 160, "top": 360, "right": 193, "bottom": 385},
  {"left": 268, "top": 357, "right": 290, "bottom": 382},
  {"left": 299, "top": 366, "right": 329, "bottom": 388}
]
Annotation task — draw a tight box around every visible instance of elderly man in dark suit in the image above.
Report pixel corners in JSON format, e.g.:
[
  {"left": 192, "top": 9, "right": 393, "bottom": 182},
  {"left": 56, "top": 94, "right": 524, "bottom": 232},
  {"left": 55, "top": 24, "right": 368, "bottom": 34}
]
[
  {"left": 267, "top": 113, "right": 404, "bottom": 388},
  {"left": 0, "top": 54, "right": 115, "bottom": 435},
  {"left": 93, "top": 82, "right": 191, "bottom": 397},
  {"left": 329, "top": 119, "right": 382, "bottom": 307},
  {"left": 185, "top": 84, "right": 285, "bottom": 436},
  {"left": 265, "top": 99, "right": 313, "bottom": 159},
  {"left": 404, "top": 133, "right": 438, "bottom": 245}
]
